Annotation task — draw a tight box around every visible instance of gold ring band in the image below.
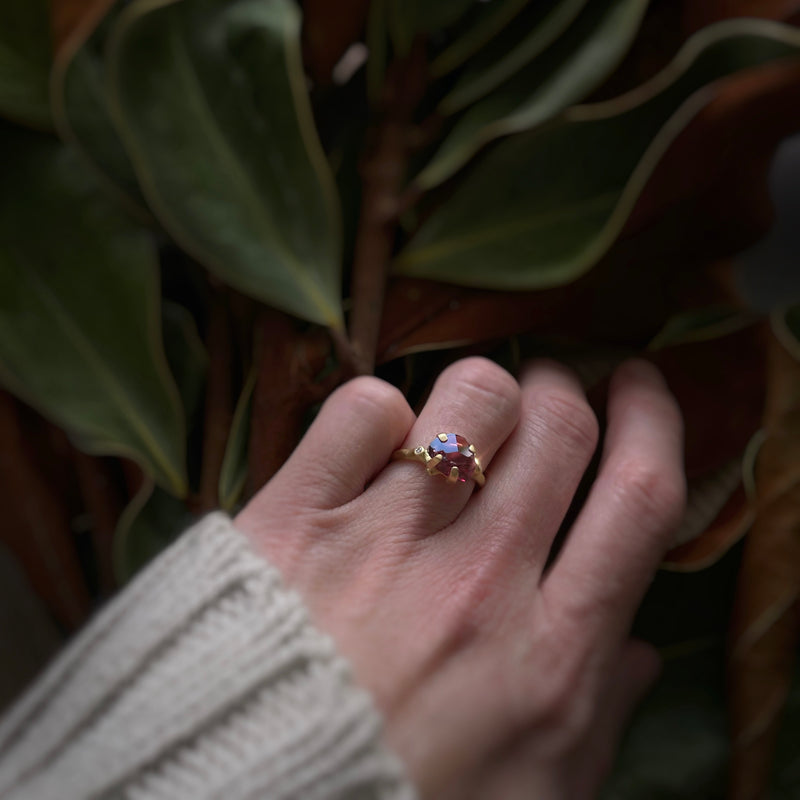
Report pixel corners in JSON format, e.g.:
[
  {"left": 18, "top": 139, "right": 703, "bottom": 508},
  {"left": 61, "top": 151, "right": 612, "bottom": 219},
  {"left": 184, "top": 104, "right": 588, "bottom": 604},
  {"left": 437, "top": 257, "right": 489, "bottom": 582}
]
[{"left": 392, "top": 433, "right": 485, "bottom": 487}]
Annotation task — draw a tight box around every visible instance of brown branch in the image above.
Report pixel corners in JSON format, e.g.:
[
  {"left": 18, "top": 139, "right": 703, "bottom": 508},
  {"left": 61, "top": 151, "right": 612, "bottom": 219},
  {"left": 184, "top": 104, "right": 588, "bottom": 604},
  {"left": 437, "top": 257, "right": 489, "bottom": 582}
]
[
  {"left": 247, "top": 309, "right": 338, "bottom": 496},
  {"left": 0, "top": 392, "right": 90, "bottom": 630},
  {"left": 348, "top": 40, "right": 428, "bottom": 375}
]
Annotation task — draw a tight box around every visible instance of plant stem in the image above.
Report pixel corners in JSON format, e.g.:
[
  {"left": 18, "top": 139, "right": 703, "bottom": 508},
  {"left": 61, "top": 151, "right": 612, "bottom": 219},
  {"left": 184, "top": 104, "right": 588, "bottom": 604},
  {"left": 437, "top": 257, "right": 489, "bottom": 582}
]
[
  {"left": 198, "top": 292, "right": 233, "bottom": 510},
  {"left": 348, "top": 40, "right": 427, "bottom": 374},
  {"left": 72, "top": 450, "right": 123, "bottom": 597}
]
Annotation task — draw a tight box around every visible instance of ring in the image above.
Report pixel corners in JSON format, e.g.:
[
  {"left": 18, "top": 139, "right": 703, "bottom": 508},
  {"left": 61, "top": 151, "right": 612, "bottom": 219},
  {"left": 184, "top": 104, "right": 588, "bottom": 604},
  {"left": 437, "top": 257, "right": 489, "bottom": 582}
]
[{"left": 392, "top": 433, "right": 485, "bottom": 487}]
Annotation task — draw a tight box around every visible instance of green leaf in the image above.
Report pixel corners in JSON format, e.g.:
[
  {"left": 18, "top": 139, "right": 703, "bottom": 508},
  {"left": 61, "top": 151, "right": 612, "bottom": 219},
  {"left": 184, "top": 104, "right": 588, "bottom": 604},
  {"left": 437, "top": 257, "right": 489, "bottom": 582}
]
[
  {"left": 396, "top": 20, "right": 800, "bottom": 290},
  {"left": 418, "top": 0, "right": 647, "bottom": 189},
  {"left": 440, "top": 0, "right": 590, "bottom": 114},
  {"left": 0, "top": 0, "right": 52, "bottom": 128},
  {"left": 108, "top": 0, "right": 344, "bottom": 328},
  {"left": 648, "top": 307, "right": 760, "bottom": 351},
  {"left": 52, "top": 9, "right": 147, "bottom": 209},
  {"left": 0, "top": 126, "right": 188, "bottom": 496},
  {"left": 218, "top": 366, "right": 257, "bottom": 511},
  {"left": 114, "top": 478, "right": 192, "bottom": 582},
  {"left": 162, "top": 300, "right": 208, "bottom": 425},
  {"left": 430, "top": 0, "right": 530, "bottom": 77},
  {"left": 386, "top": 0, "right": 475, "bottom": 55}
]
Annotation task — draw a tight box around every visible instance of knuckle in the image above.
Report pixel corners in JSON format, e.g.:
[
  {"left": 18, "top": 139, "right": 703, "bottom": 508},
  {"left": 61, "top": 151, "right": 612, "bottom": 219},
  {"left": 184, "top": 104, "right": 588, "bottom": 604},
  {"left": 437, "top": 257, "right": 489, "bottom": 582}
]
[
  {"left": 442, "top": 357, "right": 521, "bottom": 415},
  {"left": 334, "top": 376, "right": 411, "bottom": 424},
  {"left": 611, "top": 457, "right": 687, "bottom": 531},
  {"left": 536, "top": 390, "right": 599, "bottom": 456},
  {"left": 529, "top": 657, "right": 594, "bottom": 747}
]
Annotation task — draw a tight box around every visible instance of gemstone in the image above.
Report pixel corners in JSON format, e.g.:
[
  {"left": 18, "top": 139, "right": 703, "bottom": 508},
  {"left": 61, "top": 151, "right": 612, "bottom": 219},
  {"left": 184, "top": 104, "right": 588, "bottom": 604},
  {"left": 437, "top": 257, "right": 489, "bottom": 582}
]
[{"left": 427, "top": 433, "right": 475, "bottom": 482}]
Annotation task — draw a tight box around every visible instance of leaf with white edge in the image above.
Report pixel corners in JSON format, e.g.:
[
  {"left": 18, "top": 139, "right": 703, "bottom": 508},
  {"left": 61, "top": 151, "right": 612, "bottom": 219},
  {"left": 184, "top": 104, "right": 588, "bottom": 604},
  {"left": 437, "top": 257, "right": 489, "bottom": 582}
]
[
  {"left": 440, "top": 0, "right": 590, "bottom": 114},
  {"left": 108, "top": 0, "right": 344, "bottom": 328},
  {"left": 386, "top": 0, "right": 476, "bottom": 56},
  {"left": 114, "top": 478, "right": 192, "bottom": 582},
  {"left": 162, "top": 301, "right": 207, "bottom": 426},
  {"left": 51, "top": 5, "right": 147, "bottom": 209},
  {"left": 418, "top": 0, "right": 647, "bottom": 189},
  {"left": 430, "top": 0, "right": 529, "bottom": 77},
  {"left": 0, "top": 126, "right": 187, "bottom": 496},
  {"left": 649, "top": 306, "right": 760, "bottom": 351},
  {"left": 0, "top": 0, "right": 52, "bottom": 128},
  {"left": 397, "top": 20, "right": 800, "bottom": 289},
  {"left": 219, "top": 366, "right": 257, "bottom": 511}
]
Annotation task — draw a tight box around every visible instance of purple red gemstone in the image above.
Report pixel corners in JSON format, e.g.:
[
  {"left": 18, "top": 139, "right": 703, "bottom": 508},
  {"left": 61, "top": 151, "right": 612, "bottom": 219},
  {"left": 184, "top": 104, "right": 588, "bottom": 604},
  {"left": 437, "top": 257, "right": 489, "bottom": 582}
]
[{"left": 427, "top": 433, "right": 475, "bottom": 482}]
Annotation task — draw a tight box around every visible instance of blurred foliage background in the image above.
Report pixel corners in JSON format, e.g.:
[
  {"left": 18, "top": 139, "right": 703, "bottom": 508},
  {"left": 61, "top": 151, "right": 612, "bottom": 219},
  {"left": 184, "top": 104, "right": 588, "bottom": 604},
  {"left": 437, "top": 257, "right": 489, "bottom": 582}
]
[{"left": 1, "top": 0, "right": 800, "bottom": 796}]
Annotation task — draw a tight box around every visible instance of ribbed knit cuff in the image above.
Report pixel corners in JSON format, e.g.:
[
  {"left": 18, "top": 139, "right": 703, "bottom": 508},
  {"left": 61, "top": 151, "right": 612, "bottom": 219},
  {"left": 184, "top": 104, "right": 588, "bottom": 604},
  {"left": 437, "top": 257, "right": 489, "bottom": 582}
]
[{"left": 0, "top": 513, "right": 416, "bottom": 800}]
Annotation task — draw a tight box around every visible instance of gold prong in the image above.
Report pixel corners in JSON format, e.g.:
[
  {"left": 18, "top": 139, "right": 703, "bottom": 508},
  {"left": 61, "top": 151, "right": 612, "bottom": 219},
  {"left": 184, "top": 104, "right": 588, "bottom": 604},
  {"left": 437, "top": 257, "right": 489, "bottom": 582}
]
[
  {"left": 468, "top": 444, "right": 476, "bottom": 453},
  {"left": 426, "top": 454, "right": 444, "bottom": 474},
  {"left": 437, "top": 432, "right": 449, "bottom": 442},
  {"left": 447, "top": 466, "right": 460, "bottom": 483}
]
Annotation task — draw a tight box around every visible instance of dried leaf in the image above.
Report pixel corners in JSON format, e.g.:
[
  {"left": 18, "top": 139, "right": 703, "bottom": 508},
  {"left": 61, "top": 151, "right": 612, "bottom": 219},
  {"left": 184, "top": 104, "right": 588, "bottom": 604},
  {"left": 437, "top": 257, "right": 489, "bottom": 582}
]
[
  {"left": 728, "top": 317, "right": 800, "bottom": 799},
  {"left": 50, "top": 0, "right": 115, "bottom": 55},
  {"left": 396, "top": 20, "right": 800, "bottom": 289},
  {"left": 683, "top": 0, "right": 800, "bottom": 35},
  {"left": 651, "top": 323, "right": 767, "bottom": 480}
]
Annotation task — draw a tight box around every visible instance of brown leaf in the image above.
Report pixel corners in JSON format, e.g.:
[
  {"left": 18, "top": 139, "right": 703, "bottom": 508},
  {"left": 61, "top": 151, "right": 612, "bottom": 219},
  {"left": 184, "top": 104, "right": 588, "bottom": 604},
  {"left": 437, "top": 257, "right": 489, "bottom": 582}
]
[
  {"left": 626, "top": 59, "right": 800, "bottom": 240},
  {"left": 728, "top": 330, "right": 800, "bottom": 800},
  {"left": 303, "top": 0, "right": 371, "bottom": 85},
  {"left": 50, "top": 0, "right": 115, "bottom": 60},
  {"left": 381, "top": 60, "right": 800, "bottom": 362},
  {"left": 664, "top": 481, "right": 753, "bottom": 570},
  {"left": 652, "top": 323, "right": 767, "bottom": 480},
  {"left": 683, "top": 0, "right": 800, "bottom": 35}
]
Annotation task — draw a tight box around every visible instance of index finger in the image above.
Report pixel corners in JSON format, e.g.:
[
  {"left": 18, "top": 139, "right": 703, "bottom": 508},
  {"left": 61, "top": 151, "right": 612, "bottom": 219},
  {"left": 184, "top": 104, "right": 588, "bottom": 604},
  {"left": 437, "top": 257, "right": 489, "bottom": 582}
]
[{"left": 541, "top": 359, "right": 686, "bottom": 652}]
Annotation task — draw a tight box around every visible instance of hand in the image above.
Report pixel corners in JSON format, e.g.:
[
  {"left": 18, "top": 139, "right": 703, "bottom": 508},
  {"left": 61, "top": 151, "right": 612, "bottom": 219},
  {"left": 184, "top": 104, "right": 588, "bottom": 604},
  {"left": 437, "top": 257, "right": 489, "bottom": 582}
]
[{"left": 235, "top": 357, "right": 686, "bottom": 799}]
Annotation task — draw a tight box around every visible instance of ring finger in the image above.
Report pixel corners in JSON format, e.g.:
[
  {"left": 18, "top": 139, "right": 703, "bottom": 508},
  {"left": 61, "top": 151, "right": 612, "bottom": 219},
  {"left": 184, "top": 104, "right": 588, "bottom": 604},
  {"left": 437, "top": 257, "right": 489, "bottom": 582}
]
[{"left": 363, "top": 357, "right": 521, "bottom": 535}]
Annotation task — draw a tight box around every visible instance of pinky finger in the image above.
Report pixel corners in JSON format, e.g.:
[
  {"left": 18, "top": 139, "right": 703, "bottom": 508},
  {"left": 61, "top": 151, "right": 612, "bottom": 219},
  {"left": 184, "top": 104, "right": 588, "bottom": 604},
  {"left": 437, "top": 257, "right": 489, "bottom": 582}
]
[{"left": 575, "top": 639, "right": 661, "bottom": 797}]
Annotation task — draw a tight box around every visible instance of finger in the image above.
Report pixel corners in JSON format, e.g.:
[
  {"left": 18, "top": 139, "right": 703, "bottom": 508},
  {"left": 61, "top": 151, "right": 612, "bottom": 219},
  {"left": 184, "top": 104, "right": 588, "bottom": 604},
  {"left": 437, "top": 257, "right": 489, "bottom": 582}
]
[
  {"left": 365, "top": 357, "right": 520, "bottom": 535},
  {"left": 543, "top": 359, "right": 686, "bottom": 648},
  {"left": 445, "top": 360, "right": 598, "bottom": 572},
  {"left": 577, "top": 640, "right": 661, "bottom": 797},
  {"left": 245, "top": 376, "right": 415, "bottom": 513}
]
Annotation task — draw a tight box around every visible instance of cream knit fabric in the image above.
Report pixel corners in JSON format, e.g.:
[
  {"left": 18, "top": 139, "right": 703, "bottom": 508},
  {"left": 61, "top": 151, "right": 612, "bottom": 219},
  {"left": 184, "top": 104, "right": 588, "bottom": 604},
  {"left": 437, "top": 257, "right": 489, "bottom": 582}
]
[{"left": 0, "top": 513, "right": 417, "bottom": 800}]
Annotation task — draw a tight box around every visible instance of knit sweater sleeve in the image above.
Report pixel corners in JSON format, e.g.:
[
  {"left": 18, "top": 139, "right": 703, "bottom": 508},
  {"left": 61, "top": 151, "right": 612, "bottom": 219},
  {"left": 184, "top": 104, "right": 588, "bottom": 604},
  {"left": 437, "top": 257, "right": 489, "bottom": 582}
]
[{"left": 0, "top": 513, "right": 417, "bottom": 800}]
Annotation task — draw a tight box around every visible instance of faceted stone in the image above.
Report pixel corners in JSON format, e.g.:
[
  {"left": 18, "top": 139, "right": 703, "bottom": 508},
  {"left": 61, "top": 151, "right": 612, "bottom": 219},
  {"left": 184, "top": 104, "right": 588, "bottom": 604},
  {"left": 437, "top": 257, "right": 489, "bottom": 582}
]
[{"left": 427, "top": 433, "right": 475, "bottom": 482}]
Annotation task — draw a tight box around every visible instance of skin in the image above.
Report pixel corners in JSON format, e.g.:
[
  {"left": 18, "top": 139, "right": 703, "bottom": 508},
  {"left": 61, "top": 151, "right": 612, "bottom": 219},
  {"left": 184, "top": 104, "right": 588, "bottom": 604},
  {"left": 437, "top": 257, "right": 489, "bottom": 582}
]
[{"left": 236, "top": 356, "right": 686, "bottom": 799}]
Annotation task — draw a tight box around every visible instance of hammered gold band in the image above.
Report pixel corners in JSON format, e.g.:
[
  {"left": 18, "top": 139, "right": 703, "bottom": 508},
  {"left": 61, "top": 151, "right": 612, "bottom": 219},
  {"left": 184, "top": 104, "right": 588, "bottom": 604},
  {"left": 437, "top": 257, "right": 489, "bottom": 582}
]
[{"left": 392, "top": 432, "right": 485, "bottom": 487}]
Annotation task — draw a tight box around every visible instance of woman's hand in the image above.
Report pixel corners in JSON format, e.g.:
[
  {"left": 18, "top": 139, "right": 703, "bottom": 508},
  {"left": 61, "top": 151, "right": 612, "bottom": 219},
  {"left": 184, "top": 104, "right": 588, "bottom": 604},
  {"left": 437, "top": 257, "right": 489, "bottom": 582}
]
[{"left": 235, "top": 357, "right": 686, "bottom": 799}]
